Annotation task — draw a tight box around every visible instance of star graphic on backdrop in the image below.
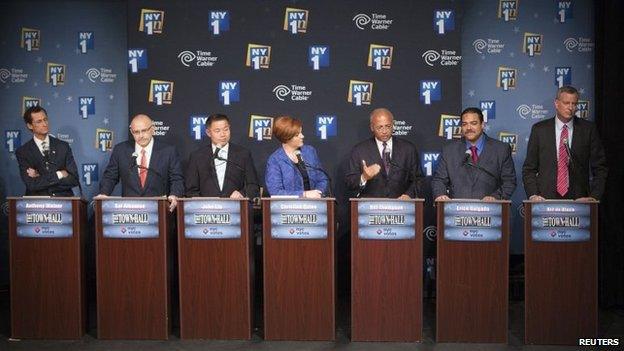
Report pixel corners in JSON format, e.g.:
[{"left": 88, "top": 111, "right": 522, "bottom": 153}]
[
  {"left": 36, "top": 57, "right": 42, "bottom": 63},
  {"left": 478, "top": 11, "right": 483, "bottom": 16},
  {"left": 79, "top": 78, "right": 84, "bottom": 83},
  {"left": 587, "top": 64, "right": 592, "bottom": 69},
  {"left": 481, "top": 55, "right": 486, "bottom": 60},
  {"left": 509, "top": 52, "right": 515, "bottom": 57},
  {"left": 109, "top": 94, "right": 114, "bottom": 100},
  {"left": 75, "top": 48, "right": 81, "bottom": 54},
  {"left": 53, "top": 92, "right": 59, "bottom": 98},
  {"left": 56, "top": 43, "right": 61, "bottom": 49},
  {"left": 534, "top": 13, "right": 539, "bottom": 19},
  {"left": 556, "top": 48, "right": 561, "bottom": 53},
  {"left": 513, "top": 26, "right": 520, "bottom": 34},
  {"left": 46, "top": 102, "right": 51, "bottom": 106},
  {"left": 468, "top": 90, "right": 475, "bottom": 97},
  {"left": 529, "top": 62, "right": 535, "bottom": 69},
  {"left": 522, "top": 72, "right": 527, "bottom": 77},
  {"left": 66, "top": 96, "right": 73, "bottom": 102},
  {"left": 33, "top": 82, "right": 38, "bottom": 87},
  {"left": 543, "top": 66, "right": 550, "bottom": 72},
  {"left": 103, "top": 117, "right": 110, "bottom": 125},
  {"left": 579, "top": 88, "right": 585, "bottom": 94}
]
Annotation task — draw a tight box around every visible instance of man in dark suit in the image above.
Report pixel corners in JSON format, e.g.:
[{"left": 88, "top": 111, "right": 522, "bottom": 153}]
[
  {"left": 432, "top": 107, "right": 517, "bottom": 201},
  {"left": 185, "top": 114, "right": 259, "bottom": 198},
  {"left": 16, "top": 106, "right": 79, "bottom": 196},
  {"left": 97, "top": 114, "right": 184, "bottom": 211},
  {"left": 522, "top": 86, "right": 608, "bottom": 201},
  {"left": 346, "top": 108, "right": 423, "bottom": 198}
]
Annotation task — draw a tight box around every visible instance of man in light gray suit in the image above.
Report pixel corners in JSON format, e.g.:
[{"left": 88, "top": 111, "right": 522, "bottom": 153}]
[{"left": 432, "top": 107, "right": 517, "bottom": 201}]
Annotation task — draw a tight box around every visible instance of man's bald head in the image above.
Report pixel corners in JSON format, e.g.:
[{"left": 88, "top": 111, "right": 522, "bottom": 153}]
[{"left": 129, "top": 114, "right": 155, "bottom": 147}]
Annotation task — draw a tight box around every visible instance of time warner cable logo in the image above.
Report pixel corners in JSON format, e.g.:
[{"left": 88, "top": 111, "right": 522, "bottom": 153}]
[
  {"left": 21, "top": 28, "right": 40, "bottom": 51},
  {"left": 348, "top": 80, "right": 373, "bottom": 106},
  {"left": 246, "top": 44, "right": 271, "bottom": 70},
  {"left": 564, "top": 37, "right": 594, "bottom": 52},
  {"left": 284, "top": 7, "right": 308, "bottom": 34},
  {"left": 178, "top": 50, "right": 218, "bottom": 67},
  {"left": 149, "top": 80, "right": 174, "bottom": 105},
  {"left": 368, "top": 44, "right": 393, "bottom": 70},
  {"left": 209, "top": 11, "right": 229, "bottom": 35},
  {"left": 273, "top": 84, "right": 312, "bottom": 102},
  {"left": 516, "top": 104, "right": 549, "bottom": 119},
  {"left": 472, "top": 38, "right": 504, "bottom": 54},
  {"left": 352, "top": 13, "right": 393, "bottom": 30},
  {"left": 139, "top": 9, "right": 164, "bottom": 35},
  {"left": 85, "top": 68, "right": 117, "bottom": 83}
]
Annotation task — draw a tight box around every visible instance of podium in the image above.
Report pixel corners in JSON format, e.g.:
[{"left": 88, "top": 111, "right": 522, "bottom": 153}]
[
  {"left": 524, "top": 200, "right": 598, "bottom": 345},
  {"left": 8, "top": 196, "right": 87, "bottom": 339},
  {"left": 351, "top": 198, "right": 424, "bottom": 342},
  {"left": 176, "top": 198, "right": 253, "bottom": 339},
  {"left": 262, "top": 198, "right": 335, "bottom": 340},
  {"left": 436, "top": 199, "right": 510, "bottom": 343},
  {"left": 95, "top": 197, "right": 170, "bottom": 339}
]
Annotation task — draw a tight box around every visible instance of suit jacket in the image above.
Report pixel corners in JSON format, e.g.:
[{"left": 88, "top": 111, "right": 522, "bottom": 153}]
[
  {"left": 431, "top": 135, "right": 517, "bottom": 199},
  {"left": 265, "top": 144, "right": 329, "bottom": 196},
  {"left": 345, "top": 137, "right": 423, "bottom": 198},
  {"left": 185, "top": 142, "right": 260, "bottom": 198},
  {"left": 99, "top": 140, "right": 184, "bottom": 197},
  {"left": 15, "top": 136, "right": 79, "bottom": 196},
  {"left": 522, "top": 116, "right": 607, "bottom": 199}
]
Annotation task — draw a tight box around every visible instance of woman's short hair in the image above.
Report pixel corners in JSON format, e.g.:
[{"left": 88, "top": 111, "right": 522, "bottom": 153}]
[{"left": 273, "top": 116, "right": 302, "bottom": 143}]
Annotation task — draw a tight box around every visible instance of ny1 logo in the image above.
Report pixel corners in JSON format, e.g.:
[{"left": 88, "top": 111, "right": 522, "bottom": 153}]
[
  {"left": 498, "top": 1, "right": 518, "bottom": 22},
  {"left": 555, "top": 67, "right": 571, "bottom": 88},
  {"left": 315, "top": 115, "right": 337, "bottom": 140},
  {"left": 420, "top": 80, "right": 441, "bottom": 105},
  {"left": 219, "top": 81, "right": 239, "bottom": 106},
  {"left": 5, "top": 130, "right": 21, "bottom": 153},
  {"left": 246, "top": 44, "right": 271, "bottom": 70},
  {"left": 438, "top": 114, "right": 461, "bottom": 140},
  {"left": 47, "top": 63, "right": 65, "bottom": 87},
  {"left": 368, "top": 44, "right": 393, "bottom": 70},
  {"left": 139, "top": 9, "right": 164, "bottom": 35},
  {"left": 309, "top": 46, "right": 329, "bottom": 70},
  {"left": 248, "top": 116, "right": 273, "bottom": 141},
  {"left": 523, "top": 33, "right": 542, "bottom": 57},
  {"left": 82, "top": 163, "right": 98, "bottom": 186},
  {"left": 128, "top": 49, "right": 148, "bottom": 73},
  {"left": 284, "top": 8, "right": 308, "bottom": 34},
  {"left": 79, "top": 97, "right": 95, "bottom": 119},
  {"left": 22, "top": 97, "right": 41, "bottom": 115},
  {"left": 78, "top": 31, "right": 94, "bottom": 54},
  {"left": 421, "top": 152, "right": 440, "bottom": 176},
  {"left": 21, "top": 28, "right": 40, "bottom": 51},
  {"left": 149, "top": 80, "right": 174, "bottom": 105},
  {"left": 209, "top": 11, "right": 229, "bottom": 35},
  {"left": 348, "top": 80, "right": 373, "bottom": 106},
  {"left": 480, "top": 101, "right": 496, "bottom": 121},
  {"left": 497, "top": 67, "right": 516, "bottom": 91},
  {"left": 95, "top": 129, "right": 113, "bottom": 152},
  {"left": 557, "top": 1, "right": 573, "bottom": 23},
  {"left": 189, "top": 116, "right": 208, "bottom": 141},
  {"left": 434, "top": 10, "right": 454, "bottom": 35}
]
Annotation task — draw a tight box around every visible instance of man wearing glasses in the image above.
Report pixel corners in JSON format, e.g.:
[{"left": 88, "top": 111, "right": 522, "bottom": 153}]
[
  {"left": 97, "top": 114, "right": 184, "bottom": 211},
  {"left": 346, "top": 108, "right": 423, "bottom": 198}
]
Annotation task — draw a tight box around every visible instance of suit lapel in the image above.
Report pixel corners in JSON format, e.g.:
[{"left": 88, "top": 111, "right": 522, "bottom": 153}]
[
  {"left": 210, "top": 146, "right": 225, "bottom": 196},
  {"left": 145, "top": 140, "right": 161, "bottom": 194},
  {"left": 570, "top": 117, "right": 583, "bottom": 155},
  {"left": 367, "top": 138, "right": 386, "bottom": 179},
  {"left": 222, "top": 146, "right": 236, "bottom": 196}
]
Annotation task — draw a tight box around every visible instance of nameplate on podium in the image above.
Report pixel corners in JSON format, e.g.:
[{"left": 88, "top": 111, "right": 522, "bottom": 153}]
[
  {"left": 101, "top": 199, "right": 159, "bottom": 238},
  {"left": 357, "top": 200, "right": 415, "bottom": 240},
  {"left": 183, "top": 200, "right": 241, "bottom": 239},
  {"left": 270, "top": 200, "right": 327, "bottom": 239},
  {"left": 15, "top": 199, "right": 73, "bottom": 238},
  {"left": 443, "top": 202, "right": 502, "bottom": 241},
  {"left": 530, "top": 202, "right": 590, "bottom": 242}
]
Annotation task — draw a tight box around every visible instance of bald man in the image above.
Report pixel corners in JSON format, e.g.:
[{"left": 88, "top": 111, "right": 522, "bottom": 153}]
[
  {"left": 346, "top": 108, "right": 423, "bottom": 198},
  {"left": 98, "top": 114, "right": 184, "bottom": 211}
]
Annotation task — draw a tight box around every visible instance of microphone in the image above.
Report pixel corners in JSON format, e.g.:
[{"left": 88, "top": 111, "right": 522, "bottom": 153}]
[
  {"left": 464, "top": 149, "right": 472, "bottom": 165},
  {"left": 463, "top": 148, "right": 501, "bottom": 190},
  {"left": 294, "top": 149, "right": 333, "bottom": 198},
  {"left": 562, "top": 137, "right": 575, "bottom": 170},
  {"left": 131, "top": 151, "right": 167, "bottom": 197},
  {"left": 213, "top": 147, "right": 261, "bottom": 199}
]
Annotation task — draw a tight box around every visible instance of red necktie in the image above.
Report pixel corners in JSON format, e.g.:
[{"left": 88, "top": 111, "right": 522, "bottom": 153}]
[
  {"left": 470, "top": 145, "right": 479, "bottom": 164},
  {"left": 139, "top": 148, "right": 147, "bottom": 188},
  {"left": 556, "top": 125, "right": 569, "bottom": 196}
]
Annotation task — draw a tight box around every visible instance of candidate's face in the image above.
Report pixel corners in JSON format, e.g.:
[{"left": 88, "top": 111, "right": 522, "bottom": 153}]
[
  {"left": 285, "top": 129, "right": 305, "bottom": 149},
  {"left": 370, "top": 112, "right": 393, "bottom": 142},
  {"left": 206, "top": 119, "right": 231, "bottom": 147},
  {"left": 27, "top": 111, "right": 49, "bottom": 139},
  {"left": 555, "top": 92, "right": 578, "bottom": 122},
  {"left": 130, "top": 116, "right": 154, "bottom": 147},
  {"left": 461, "top": 112, "right": 484, "bottom": 143}
]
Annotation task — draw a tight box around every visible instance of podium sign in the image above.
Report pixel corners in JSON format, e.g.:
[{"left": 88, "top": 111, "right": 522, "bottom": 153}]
[
  {"left": 183, "top": 200, "right": 242, "bottom": 239},
  {"left": 443, "top": 201, "right": 502, "bottom": 241},
  {"left": 530, "top": 202, "right": 590, "bottom": 242},
  {"left": 101, "top": 199, "right": 159, "bottom": 238},
  {"left": 15, "top": 199, "right": 73, "bottom": 238},
  {"left": 357, "top": 200, "right": 415, "bottom": 240},
  {"left": 269, "top": 200, "right": 327, "bottom": 239}
]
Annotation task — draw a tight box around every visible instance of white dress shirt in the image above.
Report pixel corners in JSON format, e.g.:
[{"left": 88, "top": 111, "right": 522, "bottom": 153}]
[
  {"left": 212, "top": 143, "right": 229, "bottom": 191},
  {"left": 555, "top": 117, "right": 574, "bottom": 161}
]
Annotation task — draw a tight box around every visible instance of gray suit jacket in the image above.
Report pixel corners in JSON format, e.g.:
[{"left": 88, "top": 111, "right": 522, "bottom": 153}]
[{"left": 432, "top": 135, "right": 517, "bottom": 199}]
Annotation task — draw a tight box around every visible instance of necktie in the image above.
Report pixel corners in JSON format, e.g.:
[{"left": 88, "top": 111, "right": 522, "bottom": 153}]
[
  {"left": 139, "top": 148, "right": 147, "bottom": 188},
  {"left": 557, "top": 125, "right": 569, "bottom": 196},
  {"left": 41, "top": 140, "right": 49, "bottom": 157},
  {"left": 470, "top": 145, "right": 479, "bottom": 164},
  {"left": 382, "top": 141, "right": 390, "bottom": 175}
]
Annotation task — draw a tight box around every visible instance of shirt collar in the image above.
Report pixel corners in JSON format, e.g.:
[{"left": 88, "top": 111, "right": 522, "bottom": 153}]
[
  {"left": 555, "top": 116, "right": 574, "bottom": 132},
  {"left": 211, "top": 142, "right": 229, "bottom": 153},
  {"left": 135, "top": 137, "right": 154, "bottom": 155},
  {"left": 465, "top": 133, "right": 485, "bottom": 151},
  {"left": 375, "top": 137, "right": 392, "bottom": 150},
  {"left": 33, "top": 134, "right": 50, "bottom": 149}
]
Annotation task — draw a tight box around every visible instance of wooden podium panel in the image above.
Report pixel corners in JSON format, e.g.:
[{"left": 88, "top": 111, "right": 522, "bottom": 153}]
[
  {"left": 9, "top": 197, "right": 87, "bottom": 339},
  {"left": 95, "top": 197, "right": 170, "bottom": 340},
  {"left": 436, "top": 200, "right": 510, "bottom": 343},
  {"left": 351, "top": 198, "right": 423, "bottom": 342},
  {"left": 177, "top": 198, "right": 253, "bottom": 339},
  {"left": 262, "top": 198, "right": 335, "bottom": 341},
  {"left": 524, "top": 200, "right": 598, "bottom": 345}
]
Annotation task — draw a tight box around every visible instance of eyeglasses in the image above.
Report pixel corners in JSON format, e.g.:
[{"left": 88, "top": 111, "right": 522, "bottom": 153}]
[
  {"left": 130, "top": 125, "right": 153, "bottom": 136},
  {"left": 373, "top": 125, "right": 393, "bottom": 132}
]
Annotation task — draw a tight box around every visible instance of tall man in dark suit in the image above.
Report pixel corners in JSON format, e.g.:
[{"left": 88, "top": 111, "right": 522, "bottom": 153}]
[
  {"left": 16, "top": 106, "right": 79, "bottom": 196},
  {"left": 346, "top": 108, "right": 423, "bottom": 198},
  {"left": 97, "top": 114, "right": 184, "bottom": 211},
  {"left": 432, "top": 107, "right": 517, "bottom": 201},
  {"left": 522, "top": 86, "right": 608, "bottom": 201},
  {"left": 185, "top": 114, "right": 259, "bottom": 198}
]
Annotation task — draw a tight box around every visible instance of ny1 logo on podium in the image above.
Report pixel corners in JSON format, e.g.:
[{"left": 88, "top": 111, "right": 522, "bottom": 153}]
[
  {"left": 420, "top": 80, "right": 441, "bottom": 105},
  {"left": 95, "top": 129, "right": 113, "bottom": 152},
  {"left": 497, "top": 67, "right": 517, "bottom": 91},
  {"left": 498, "top": 0, "right": 518, "bottom": 21},
  {"left": 79, "top": 97, "right": 95, "bottom": 119},
  {"left": 22, "top": 96, "right": 41, "bottom": 115},
  {"left": 21, "top": 28, "right": 40, "bottom": 51},
  {"left": 189, "top": 116, "right": 208, "bottom": 141},
  {"left": 219, "top": 81, "right": 239, "bottom": 106},
  {"left": 438, "top": 114, "right": 461, "bottom": 140},
  {"left": 209, "top": 11, "right": 229, "bottom": 35},
  {"left": 576, "top": 100, "right": 589, "bottom": 118},
  {"left": 557, "top": 1, "right": 573, "bottom": 23},
  {"left": 480, "top": 100, "right": 496, "bottom": 121},
  {"left": 46, "top": 63, "right": 66, "bottom": 87},
  {"left": 523, "top": 33, "right": 542, "bottom": 57},
  {"left": 284, "top": 7, "right": 308, "bottom": 34},
  {"left": 421, "top": 152, "right": 440, "bottom": 176},
  {"left": 248, "top": 115, "right": 273, "bottom": 141},
  {"left": 348, "top": 80, "right": 373, "bottom": 106},
  {"left": 315, "top": 115, "right": 337, "bottom": 140},
  {"left": 555, "top": 67, "right": 571, "bottom": 88},
  {"left": 246, "top": 44, "right": 271, "bottom": 70},
  {"left": 82, "top": 163, "right": 98, "bottom": 186},
  {"left": 5, "top": 130, "right": 21, "bottom": 153},
  {"left": 78, "top": 31, "right": 94, "bottom": 54},
  {"left": 139, "top": 9, "right": 164, "bottom": 35},
  {"left": 309, "top": 46, "right": 329, "bottom": 70},
  {"left": 128, "top": 49, "right": 148, "bottom": 73},
  {"left": 499, "top": 132, "right": 518, "bottom": 154},
  {"left": 434, "top": 10, "right": 454, "bottom": 35},
  {"left": 368, "top": 44, "right": 393, "bottom": 70},
  {"left": 149, "top": 80, "right": 174, "bottom": 105}
]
